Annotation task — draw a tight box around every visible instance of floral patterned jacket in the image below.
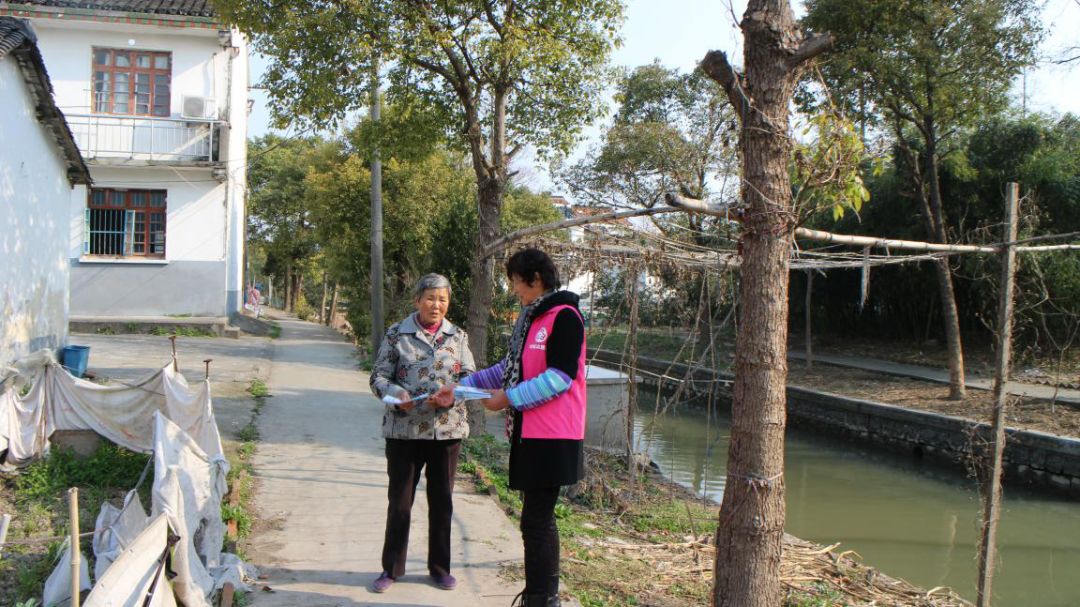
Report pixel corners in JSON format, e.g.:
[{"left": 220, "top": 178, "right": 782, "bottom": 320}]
[{"left": 369, "top": 313, "right": 475, "bottom": 440}]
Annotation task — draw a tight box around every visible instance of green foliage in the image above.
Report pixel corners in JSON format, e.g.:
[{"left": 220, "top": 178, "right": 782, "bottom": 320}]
[
  {"left": 246, "top": 379, "right": 270, "bottom": 398},
  {"left": 804, "top": 0, "right": 1042, "bottom": 139},
  {"left": 784, "top": 583, "right": 845, "bottom": 607},
  {"left": 221, "top": 502, "right": 253, "bottom": 537},
  {"left": 216, "top": 0, "right": 624, "bottom": 160},
  {"left": 793, "top": 109, "right": 878, "bottom": 221}
]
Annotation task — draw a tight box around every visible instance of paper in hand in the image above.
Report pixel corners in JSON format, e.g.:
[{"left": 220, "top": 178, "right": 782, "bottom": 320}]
[
  {"left": 453, "top": 386, "right": 493, "bottom": 400},
  {"left": 382, "top": 392, "right": 428, "bottom": 406}
]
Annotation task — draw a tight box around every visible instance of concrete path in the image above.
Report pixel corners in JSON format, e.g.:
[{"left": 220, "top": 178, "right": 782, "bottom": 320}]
[
  {"left": 789, "top": 350, "right": 1080, "bottom": 405},
  {"left": 247, "top": 317, "right": 525, "bottom": 607}
]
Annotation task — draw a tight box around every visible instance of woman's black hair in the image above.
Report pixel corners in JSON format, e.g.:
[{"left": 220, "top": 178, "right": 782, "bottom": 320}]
[{"left": 506, "top": 248, "right": 560, "bottom": 290}]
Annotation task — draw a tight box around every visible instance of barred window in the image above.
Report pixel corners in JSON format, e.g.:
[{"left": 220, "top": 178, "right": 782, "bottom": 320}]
[{"left": 85, "top": 189, "right": 166, "bottom": 258}]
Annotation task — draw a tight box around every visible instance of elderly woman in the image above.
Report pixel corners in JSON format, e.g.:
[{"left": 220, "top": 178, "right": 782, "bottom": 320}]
[
  {"left": 368, "top": 273, "right": 474, "bottom": 594},
  {"left": 437, "top": 248, "right": 586, "bottom": 607}
]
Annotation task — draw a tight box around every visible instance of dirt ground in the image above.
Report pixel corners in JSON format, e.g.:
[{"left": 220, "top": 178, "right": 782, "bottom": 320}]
[{"left": 786, "top": 361, "right": 1080, "bottom": 438}]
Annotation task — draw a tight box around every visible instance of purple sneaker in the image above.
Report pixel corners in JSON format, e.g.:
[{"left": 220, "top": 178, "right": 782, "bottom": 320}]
[
  {"left": 371, "top": 572, "right": 395, "bottom": 593},
  {"left": 431, "top": 572, "right": 457, "bottom": 590}
]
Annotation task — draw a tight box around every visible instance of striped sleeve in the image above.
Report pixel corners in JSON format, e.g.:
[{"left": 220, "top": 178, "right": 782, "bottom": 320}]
[
  {"left": 506, "top": 368, "right": 572, "bottom": 412},
  {"left": 460, "top": 360, "right": 505, "bottom": 390}
]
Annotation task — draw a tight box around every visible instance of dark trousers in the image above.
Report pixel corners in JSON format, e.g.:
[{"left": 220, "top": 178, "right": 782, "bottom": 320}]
[
  {"left": 520, "top": 486, "right": 561, "bottom": 596},
  {"left": 381, "top": 438, "right": 462, "bottom": 578}
]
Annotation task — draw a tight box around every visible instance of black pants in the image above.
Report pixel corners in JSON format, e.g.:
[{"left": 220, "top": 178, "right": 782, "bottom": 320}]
[
  {"left": 520, "top": 486, "right": 561, "bottom": 596},
  {"left": 381, "top": 438, "right": 461, "bottom": 578}
]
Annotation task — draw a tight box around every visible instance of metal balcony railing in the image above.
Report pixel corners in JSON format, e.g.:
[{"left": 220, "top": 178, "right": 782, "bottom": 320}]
[{"left": 64, "top": 114, "right": 223, "bottom": 164}]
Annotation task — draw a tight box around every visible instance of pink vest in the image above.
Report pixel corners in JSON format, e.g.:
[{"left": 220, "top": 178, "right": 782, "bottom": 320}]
[{"left": 519, "top": 304, "right": 587, "bottom": 440}]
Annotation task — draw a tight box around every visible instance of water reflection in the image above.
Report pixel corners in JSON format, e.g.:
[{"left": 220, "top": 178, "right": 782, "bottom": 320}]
[{"left": 632, "top": 386, "right": 1080, "bottom": 606}]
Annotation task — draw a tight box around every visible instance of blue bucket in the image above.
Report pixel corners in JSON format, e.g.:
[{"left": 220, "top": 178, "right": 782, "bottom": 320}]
[{"left": 61, "top": 345, "right": 90, "bottom": 378}]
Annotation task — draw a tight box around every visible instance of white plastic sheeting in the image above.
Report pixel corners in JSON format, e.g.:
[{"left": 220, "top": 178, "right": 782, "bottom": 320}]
[
  {"left": 0, "top": 350, "right": 253, "bottom": 606},
  {"left": 85, "top": 513, "right": 178, "bottom": 607}
]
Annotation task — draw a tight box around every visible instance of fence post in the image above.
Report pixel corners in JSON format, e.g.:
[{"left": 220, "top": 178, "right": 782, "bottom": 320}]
[
  {"left": 69, "top": 487, "right": 81, "bottom": 607},
  {"left": 976, "top": 181, "right": 1020, "bottom": 607}
]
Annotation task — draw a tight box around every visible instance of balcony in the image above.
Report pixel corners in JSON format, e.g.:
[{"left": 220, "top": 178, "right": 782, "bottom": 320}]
[{"left": 65, "top": 114, "right": 224, "bottom": 166}]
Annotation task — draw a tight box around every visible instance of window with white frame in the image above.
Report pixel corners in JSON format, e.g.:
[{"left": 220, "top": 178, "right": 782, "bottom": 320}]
[
  {"left": 85, "top": 189, "right": 166, "bottom": 258},
  {"left": 92, "top": 48, "right": 171, "bottom": 117}
]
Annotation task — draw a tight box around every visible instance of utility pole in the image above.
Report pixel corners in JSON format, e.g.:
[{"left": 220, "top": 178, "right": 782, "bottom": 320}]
[
  {"left": 976, "top": 182, "right": 1020, "bottom": 607},
  {"left": 369, "top": 54, "right": 385, "bottom": 358}
]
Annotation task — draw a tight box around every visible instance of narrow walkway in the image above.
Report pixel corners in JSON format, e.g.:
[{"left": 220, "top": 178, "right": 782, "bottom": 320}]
[
  {"left": 788, "top": 350, "right": 1080, "bottom": 405},
  {"left": 248, "top": 318, "right": 524, "bottom": 606}
]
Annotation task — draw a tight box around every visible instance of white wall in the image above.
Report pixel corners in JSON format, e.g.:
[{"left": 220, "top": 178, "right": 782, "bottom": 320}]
[
  {"left": 0, "top": 57, "right": 73, "bottom": 367},
  {"left": 30, "top": 20, "right": 222, "bottom": 118},
  {"left": 68, "top": 167, "right": 226, "bottom": 262}
]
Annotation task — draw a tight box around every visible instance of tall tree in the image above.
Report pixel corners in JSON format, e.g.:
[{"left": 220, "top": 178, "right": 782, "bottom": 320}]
[
  {"left": 216, "top": 0, "right": 624, "bottom": 369},
  {"left": 803, "top": 0, "right": 1042, "bottom": 398},
  {"left": 563, "top": 63, "right": 739, "bottom": 213},
  {"left": 698, "top": 1, "right": 832, "bottom": 604}
]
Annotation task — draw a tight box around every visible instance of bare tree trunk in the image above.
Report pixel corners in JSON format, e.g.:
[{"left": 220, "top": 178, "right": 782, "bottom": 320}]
[
  {"left": 924, "top": 129, "right": 966, "bottom": 399},
  {"left": 285, "top": 265, "right": 293, "bottom": 313},
  {"left": 702, "top": 2, "right": 830, "bottom": 605},
  {"left": 328, "top": 283, "right": 340, "bottom": 327},
  {"left": 465, "top": 175, "right": 505, "bottom": 435},
  {"left": 320, "top": 271, "right": 329, "bottom": 324}
]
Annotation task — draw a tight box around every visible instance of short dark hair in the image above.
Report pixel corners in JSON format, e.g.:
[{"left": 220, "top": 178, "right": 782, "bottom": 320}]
[{"left": 506, "top": 248, "right": 560, "bottom": 290}]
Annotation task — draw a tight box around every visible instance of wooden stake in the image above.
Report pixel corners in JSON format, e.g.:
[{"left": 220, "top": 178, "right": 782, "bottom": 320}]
[
  {"left": 0, "top": 513, "right": 11, "bottom": 560},
  {"left": 169, "top": 335, "right": 178, "bottom": 372},
  {"left": 976, "top": 182, "right": 1020, "bottom": 607},
  {"left": 69, "top": 487, "right": 80, "bottom": 607},
  {"left": 204, "top": 359, "right": 213, "bottom": 380},
  {"left": 626, "top": 266, "right": 640, "bottom": 474},
  {"left": 804, "top": 271, "right": 814, "bottom": 369},
  {"left": 220, "top": 582, "right": 235, "bottom": 607}
]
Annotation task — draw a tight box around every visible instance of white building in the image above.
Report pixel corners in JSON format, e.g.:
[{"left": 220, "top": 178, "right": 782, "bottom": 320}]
[
  {"left": 0, "top": 0, "right": 249, "bottom": 318},
  {"left": 1, "top": 17, "right": 90, "bottom": 368}
]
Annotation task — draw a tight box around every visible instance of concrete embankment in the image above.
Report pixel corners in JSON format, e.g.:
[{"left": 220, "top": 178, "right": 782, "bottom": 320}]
[{"left": 588, "top": 348, "right": 1080, "bottom": 497}]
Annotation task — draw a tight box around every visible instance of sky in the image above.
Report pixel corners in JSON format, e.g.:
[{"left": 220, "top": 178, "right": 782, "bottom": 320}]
[{"left": 246, "top": 0, "right": 1080, "bottom": 193}]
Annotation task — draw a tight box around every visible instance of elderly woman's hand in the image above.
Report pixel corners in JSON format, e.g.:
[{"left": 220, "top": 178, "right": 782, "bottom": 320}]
[
  {"left": 482, "top": 390, "right": 510, "bottom": 411},
  {"left": 392, "top": 387, "right": 417, "bottom": 411},
  {"left": 428, "top": 384, "right": 456, "bottom": 408}
]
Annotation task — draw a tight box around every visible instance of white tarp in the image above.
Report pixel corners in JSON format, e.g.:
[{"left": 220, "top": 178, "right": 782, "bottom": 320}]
[{"left": 0, "top": 350, "right": 224, "bottom": 467}]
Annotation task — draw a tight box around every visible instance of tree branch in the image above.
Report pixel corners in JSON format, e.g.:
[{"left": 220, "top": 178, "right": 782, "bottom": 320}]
[
  {"left": 481, "top": 205, "right": 683, "bottom": 259},
  {"left": 700, "top": 50, "right": 748, "bottom": 121},
  {"left": 787, "top": 33, "right": 834, "bottom": 68}
]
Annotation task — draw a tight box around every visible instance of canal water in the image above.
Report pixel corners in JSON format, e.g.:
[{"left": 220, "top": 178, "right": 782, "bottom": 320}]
[{"left": 632, "top": 386, "right": 1080, "bottom": 606}]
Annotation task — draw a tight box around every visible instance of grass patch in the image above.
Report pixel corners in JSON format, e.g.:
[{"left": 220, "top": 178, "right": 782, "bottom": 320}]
[
  {"left": 149, "top": 326, "right": 216, "bottom": 338},
  {"left": 246, "top": 379, "right": 270, "bottom": 399}
]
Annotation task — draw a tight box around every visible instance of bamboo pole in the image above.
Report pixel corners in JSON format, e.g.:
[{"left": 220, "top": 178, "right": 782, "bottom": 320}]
[
  {"left": 204, "top": 359, "right": 213, "bottom": 380},
  {"left": 69, "top": 487, "right": 81, "bottom": 607},
  {"left": 976, "top": 182, "right": 1020, "bottom": 607}
]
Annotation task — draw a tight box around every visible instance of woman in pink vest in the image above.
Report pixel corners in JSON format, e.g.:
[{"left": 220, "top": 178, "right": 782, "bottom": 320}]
[{"left": 439, "top": 248, "right": 586, "bottom": 607}]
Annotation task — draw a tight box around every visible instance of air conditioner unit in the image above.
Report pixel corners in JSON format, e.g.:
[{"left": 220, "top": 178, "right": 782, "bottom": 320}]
[{"left": 181, "top": 95, "right": 217, "bottom": 119}]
